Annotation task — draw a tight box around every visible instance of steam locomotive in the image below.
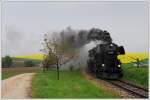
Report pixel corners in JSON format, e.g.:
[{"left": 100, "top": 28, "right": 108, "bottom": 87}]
[{"left": 87, "top": 29, "right": 125, "bottom": 79}]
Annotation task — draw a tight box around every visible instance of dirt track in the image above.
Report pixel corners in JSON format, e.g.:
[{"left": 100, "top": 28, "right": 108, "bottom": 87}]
[{"left": 1, "top": 73, "right": 35, "bottom": 99}]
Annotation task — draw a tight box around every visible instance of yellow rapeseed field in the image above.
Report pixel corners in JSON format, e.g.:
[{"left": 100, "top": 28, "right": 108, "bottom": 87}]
[
  {"left": 16, "top": 52, "right": 148, "bottom": 63},
  {"left": 16, "top": 53, "right": 44, "bottom": 60},
  {"left": 118, "top": 52, "right": 148, "bottom": 63}
]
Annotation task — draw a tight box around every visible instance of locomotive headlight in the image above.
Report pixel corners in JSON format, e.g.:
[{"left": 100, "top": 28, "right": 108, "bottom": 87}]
[
  {"left": 110, "top": 44, "right": 113, "bottom": 46},
  {"left": 102, "top": 64, "right": 105, "bottom": 67},
  {"left": 118, "top": 65, "right": 121, "bottom": 67}
]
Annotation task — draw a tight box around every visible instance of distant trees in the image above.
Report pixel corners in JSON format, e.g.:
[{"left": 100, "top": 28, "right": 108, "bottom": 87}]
[
  {"left": 2, "top": 55, "right": 13, "bottom": 67},
  {"left": 24, "top": 60, "right": 35, "bottom": 67}
]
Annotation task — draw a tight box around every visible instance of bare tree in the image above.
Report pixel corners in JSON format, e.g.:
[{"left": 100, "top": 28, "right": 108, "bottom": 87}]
[{"left": 41, "top": 34, "right": 65, "bottom": 80}]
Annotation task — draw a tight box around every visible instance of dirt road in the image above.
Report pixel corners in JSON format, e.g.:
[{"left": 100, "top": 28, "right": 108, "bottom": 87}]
[{"left": 2, "top": 73, "right": 35, "bottom": 99}]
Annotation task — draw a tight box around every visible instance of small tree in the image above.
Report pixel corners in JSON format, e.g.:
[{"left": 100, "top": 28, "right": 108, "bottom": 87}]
[
  {"left": 41, "top": 52, "right": 57, "bottom": 71},
  {"left": 2, "top": 55, "right": 12, "bottom": 67},
  {"left": 24, "top": 60, "right": 35, "bottom": 67},
  {"left": 41, "top": 34, "right": 65, "bottom": 80},
  {"left": 41, "top": 31, "right": 78, "bottom": 79}
]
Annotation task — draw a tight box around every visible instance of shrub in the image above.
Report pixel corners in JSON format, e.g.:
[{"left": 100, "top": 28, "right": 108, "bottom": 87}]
[
  {"left": 24, "top": 60, "right": 35, "bottom": 67},
  {"left": 2, "top": 55, "right": 13, "bottom": 67}
]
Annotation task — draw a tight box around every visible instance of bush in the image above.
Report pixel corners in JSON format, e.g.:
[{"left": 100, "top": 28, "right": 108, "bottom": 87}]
[
  {"left": 2, "top": 55, "right": 13, "bottom": 67},
  {"left": 24, "top": 60, "right": 35, "bottom": 67}
]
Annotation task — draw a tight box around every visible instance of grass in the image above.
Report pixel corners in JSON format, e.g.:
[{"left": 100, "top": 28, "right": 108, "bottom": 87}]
[
  {"left": 32, "top": 70, "right": 117, "bottom": 98},
  {"left": 122, "top": 61, "right": 148, "bottom": 88},
  {"left": 2, "top": 71, "right": 25, "bottom": 80},
  {"left": 2, "top": 67, "right": 40, "bottom": 80}
]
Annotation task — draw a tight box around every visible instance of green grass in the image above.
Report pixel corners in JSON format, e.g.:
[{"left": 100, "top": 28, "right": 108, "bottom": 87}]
[
  {"left": 140, "top": 58, "right": 148, "bottom": 63},
  {"left": 122, "top": 62, "right": 148, "bottom": 88},
  {"left": 32, "top": 70, "right": 117, "bottom": 98}
]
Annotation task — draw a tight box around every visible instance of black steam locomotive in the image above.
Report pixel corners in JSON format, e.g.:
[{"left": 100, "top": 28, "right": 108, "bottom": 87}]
[{"left": 87, "top": 29, "right": 125, "bottom": 79}]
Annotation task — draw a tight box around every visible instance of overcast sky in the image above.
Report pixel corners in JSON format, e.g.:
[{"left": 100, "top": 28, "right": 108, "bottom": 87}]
[{"left": 2, "top": 1, "right": 149, "bottom": 56}]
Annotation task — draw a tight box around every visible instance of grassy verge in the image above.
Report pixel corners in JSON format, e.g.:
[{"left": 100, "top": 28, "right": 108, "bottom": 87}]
[
  {"left": 2, "top": 67, "right": 40, "bottom": 80},
  {"left": 32, "top": 70, "right": 117, "bottom": 98},
  {"left": 122, "top": 63, "right": 148, "bottom": 88},
  {"left": 2, "top": 72, "right": 25, "bottom": 80}
]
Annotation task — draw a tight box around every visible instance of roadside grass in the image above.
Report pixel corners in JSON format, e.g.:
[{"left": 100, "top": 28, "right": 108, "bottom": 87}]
[
  {"left": 122, "top": 62, "right": 148, "bottom": 89},
  {"left": 32, "top": 70, "right": 117, "bottom": 98},
  {"left": 2, "top": 67, "right": 40, "bottom": 80},
  {"left": 2, "top": 71, "right": 25, "bottom": 80}
]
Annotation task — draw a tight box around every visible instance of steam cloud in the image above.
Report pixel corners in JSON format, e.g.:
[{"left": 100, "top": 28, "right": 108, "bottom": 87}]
[
  {"left": 49, "top": 26, "right": 112, "bottom": 70},
  {"left": 52, "top": 26, "right": 112, "bottom": 50}
]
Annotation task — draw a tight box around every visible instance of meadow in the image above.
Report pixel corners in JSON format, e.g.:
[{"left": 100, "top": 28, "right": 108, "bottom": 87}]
[
  {"left": 32, "top": 70, "right": 117, "bottom": 98},
  {"left": 122, "top": 59, "right": 148, "bottom": 88}
]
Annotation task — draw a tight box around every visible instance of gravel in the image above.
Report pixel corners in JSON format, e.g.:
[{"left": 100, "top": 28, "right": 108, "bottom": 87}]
[{"left": 82, "top": 70, "right": 139, "bottom": 98}]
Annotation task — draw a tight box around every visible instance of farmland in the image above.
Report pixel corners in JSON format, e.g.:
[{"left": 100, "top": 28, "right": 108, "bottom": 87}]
[
  {"left": 15, "top": 52, "right": 148, "bottom": 63},
  {"left": 2, "top": 53, "right": 148, "bottom": 98},
  {"left": 118, "top": 52, "right": 148, "bottom": 63},
  {"left": 15, "top": 54, "right": 44, "bottom": 60}
]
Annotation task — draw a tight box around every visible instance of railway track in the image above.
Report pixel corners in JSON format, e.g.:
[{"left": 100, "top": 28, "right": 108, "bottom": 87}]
[
  {"left": 84, "top": 70, "right": 148, "bottom": 98},
  {"left": 108, "top": 80, "right": 148, "bottom": 98}
]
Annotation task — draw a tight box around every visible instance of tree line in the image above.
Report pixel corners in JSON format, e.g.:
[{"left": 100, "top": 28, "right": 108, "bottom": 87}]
[{"left": 2, "top": 55, "right": 36, "bottom": 68}]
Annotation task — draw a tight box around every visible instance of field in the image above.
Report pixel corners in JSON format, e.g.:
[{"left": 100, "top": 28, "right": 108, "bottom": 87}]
[
  {"left": 15, "top": 52, "right": 148, "bottom": 63},
  {"left": 122, "top": 59, "right": 148, "bottom": 88},
  {"left": 15, "top": 54, "right": 44, "bottom": 60},
  {"left": 2, "top": 53, "right": 148, "bottom": 98},
  {"left": 32, "top": 70, "right": 117, "bottom": 98},
  {"left": 2, "top": 67, "right": 40, "bottom": 80},
  {"left": 118, "top": 52, "right": 148, "bottom": 63}
]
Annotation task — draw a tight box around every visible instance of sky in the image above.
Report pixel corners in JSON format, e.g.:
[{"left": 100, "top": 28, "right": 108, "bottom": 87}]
[{"left": 2, "top": 1, "right": 149, "bottom": 56}]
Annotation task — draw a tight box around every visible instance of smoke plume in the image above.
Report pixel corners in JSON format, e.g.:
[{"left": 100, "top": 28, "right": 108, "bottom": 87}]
[{"left": 48, "top": 26, "right": 112, "bottom": 70}]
